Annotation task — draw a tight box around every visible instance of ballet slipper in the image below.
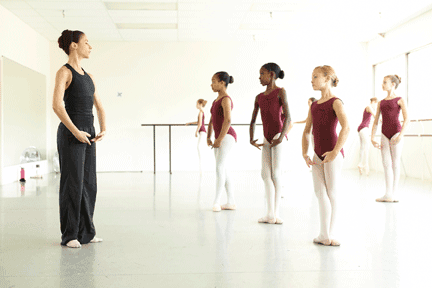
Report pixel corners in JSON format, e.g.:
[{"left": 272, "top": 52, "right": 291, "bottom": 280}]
[
  {"left": 258, "top": 216, "right": 276, "bottom": 224},
  {"left": 66, "top": 240, "right": 81, "bottom": 248},
  {"left": 221, "top": 204, "right": 236, "bottom": 210},
  {"left": 330, "top": 239, "right": 340, "bottom": 246},
  {"left": 313, "top": 238, "right": 331, "bottom": 246},
  {"left": 275, "top": 218, "right": 284, "bottom": 224},
  {"left": 358, "top": 166, "right": 363, "bottom": 175},
  {"left": 90, "top": 237, "right": 103, "bottom": 243},
  {"left": 376, "top": 196, "right": 397, "bottom": 203},
  {"left": 212, "top": 204, "right": 221, "bottom": 212}
]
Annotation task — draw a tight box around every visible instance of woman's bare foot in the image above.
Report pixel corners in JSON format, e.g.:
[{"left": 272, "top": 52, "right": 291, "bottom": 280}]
[
  {"left": 313, "top": 237, "right": 331, "bottom": 246},
  {"left": 358, "top": 166, "right": 363, "bottom": 175},
  {"left": 90, "top": 237, "right": 103, "bottom": 243},
  {"left": 221, "top": 203, "right": 236, "bottom": 210},
  {"left": 258, "top": 216, "right": 276, "bottom": 224},
  {"left": 66, "top": 240, "right": 81, "bottom": 248}
]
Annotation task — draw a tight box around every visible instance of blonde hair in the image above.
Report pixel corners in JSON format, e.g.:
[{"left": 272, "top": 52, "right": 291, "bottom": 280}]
[
  {"left": 385, "top": 75, "right": 402, "bottom": 89},
  {"left": 197, "top": 99, "right": 207, "bottom": 107},
  {"left": 314, "top": 65, "right": 339, "bottom": 87}
]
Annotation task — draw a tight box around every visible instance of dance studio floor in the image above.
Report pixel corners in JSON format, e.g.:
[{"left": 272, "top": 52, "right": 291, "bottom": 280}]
[{"left": 1, "top": 169, "right": 431, "bottom": 288}]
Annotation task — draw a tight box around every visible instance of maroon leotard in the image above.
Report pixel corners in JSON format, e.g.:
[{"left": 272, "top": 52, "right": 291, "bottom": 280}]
[
  {"left": 311, "top": 97, "right": 345, "bottom": 161},
  {"left": 257, "top": 88, "right": 288, "bottom": 143},
  {"left": 210, "top": 96, "right": 237, "bottom": 142},
  {"left": 380, "top": 97, "right": 402, "bottom": 139},
  {"left": 198, "top": 112, "right": 206, "bottom": 133},
  {"left": 357, "top": 108, "right": 372, "bottom": 132}
]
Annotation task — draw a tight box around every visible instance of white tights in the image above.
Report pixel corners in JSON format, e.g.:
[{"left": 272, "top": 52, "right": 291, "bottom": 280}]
[
  {"left": 213, "top": 134, "right": 235, "bottom": 206},
  {"left": 197, "top": 131, "right": 206, "bottom": 172},
  {"left": 358, "top": 128, "right": 370, "bottom": 173},
  {"left": 312, "top": 152, "right": 343, "bottom": 240},
  {"left": 261, "top": 133, "right": 285, "bottom": 219},
  {"left": 381, "top": 133, "right": 404, "bottom": 199}
]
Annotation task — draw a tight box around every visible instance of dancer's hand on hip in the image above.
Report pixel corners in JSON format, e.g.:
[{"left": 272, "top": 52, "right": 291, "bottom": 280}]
[
  {"left": 74, "top": 131, "right": 92, "bottom": 145},
  {"left": 303, "top": 154, "right": 315, "bottom": 168},
  {"left": 91, "top": 131, "right": 106, "bottom": 142},
  {"left": 372, "top": 140, "right": 381, "bottom": 149},
  {"left": 269, "top": 138, "right": 282, "bottom": 148},
  {"left": 321, "top": 150, "right": 338, "bottom": 164},
  {"left": 213, "top": 138, "right": 222, "bottom": 148},
  {"left": 250, "top": 139, "right": 264, "bottom": 150}
]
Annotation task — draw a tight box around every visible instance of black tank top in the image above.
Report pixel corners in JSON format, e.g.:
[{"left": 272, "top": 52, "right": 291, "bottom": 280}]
[{"left": 63, "top": 63, "right": 95, "bottom": 116}]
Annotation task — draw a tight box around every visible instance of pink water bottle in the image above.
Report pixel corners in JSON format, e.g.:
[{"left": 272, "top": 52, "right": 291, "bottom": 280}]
[{"left": 19, "top": 167, "right": 26, "bottom": 182}]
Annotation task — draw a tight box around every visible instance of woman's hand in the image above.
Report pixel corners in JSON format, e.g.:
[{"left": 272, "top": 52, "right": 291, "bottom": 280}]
[
  {"left": 269, "top": 137, "right": 282, "bottom": 148},
  {"left": 250, "top": 139, "right": 264, "bottom": 150},
  {"left": 195, "top": 131, "right": 198, "bottom": 137},
  {"left": 74, "top": 130, "right": 92, "bottom": 145},
  {"left": 213, "top": 138, "right": 222, "bottom": 148},
  {"left": 207, "top": 138, "right": 213, "bottom": 147},
  {"left": 322, "top": 150, "right": 338, "bottom": 164},
  {"left": 372, "top": 139, "right": 381, "bottom": 149},
  {"left": 91, "top": 131, "right": 106, "bottom": 143},
  {"left": 303, "top": 154, "right": 315, "bottom": 168}
]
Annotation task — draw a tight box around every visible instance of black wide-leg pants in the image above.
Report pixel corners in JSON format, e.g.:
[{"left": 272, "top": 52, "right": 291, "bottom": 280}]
[{"left": 57, "top": 115, "right": 97, "bottom": 246}]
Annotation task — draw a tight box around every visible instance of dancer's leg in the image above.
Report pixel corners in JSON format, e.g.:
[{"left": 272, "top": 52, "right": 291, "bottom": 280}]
[
  {"left": 271, "top": 134, "right": 285, "bottom": 224},
  {"left": 323, "top": 152, "right": 343, "bottom": 244},
  {"left": 358, "top": 129, "right": 366, "bottom": 174},
  {"left": 223, "top": 135, "right": 236, "bottom": 208},
  {"left": 390, "top": 133, "right": 404, "bottom": 201},
  {"left": 213, "top": 135, "right": 235, "bottom": 211},
  {"left": 378, "top": 135, "right": 394, "bottom": 201},
  {"left": 197, "top": 132, "right": 206, "bottom": 173},
  {"left": 312, "top": 153, "right": 331, "bottom": 245},
  {"left": 363, "top": 128, "right": 370, "bottom": 175},
  {"left": 258, "top": 137, "right": 276, "bottom": 223}
]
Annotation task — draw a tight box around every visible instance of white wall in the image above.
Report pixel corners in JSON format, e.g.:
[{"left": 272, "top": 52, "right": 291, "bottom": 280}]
[
  {"left": 366, "top": 8, "right": 432, "bottom": 180},
  {"left": 50, "top": 39, "right": 370, "bottom": 173},
  {"left": 0, "top": 4, "right": 50, "bottom": 184}
]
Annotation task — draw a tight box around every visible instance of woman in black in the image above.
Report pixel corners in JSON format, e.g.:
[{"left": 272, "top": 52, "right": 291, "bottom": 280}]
[{"left": 53, "top": 30, "right": 106, "bottom": 248}]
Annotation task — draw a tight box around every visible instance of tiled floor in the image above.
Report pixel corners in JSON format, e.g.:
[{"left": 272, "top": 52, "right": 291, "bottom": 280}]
[{"left": 1, "top": 169, "right": 431, "bottom": 288}]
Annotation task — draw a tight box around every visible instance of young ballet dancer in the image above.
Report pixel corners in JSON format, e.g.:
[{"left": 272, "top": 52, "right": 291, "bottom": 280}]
[
  {"left": 186, "top": 99, "right": 208, "bottom": 172},
  {"left": 53, "top": 30, "right": 105, "bottom": 248},
  {"left": 249, "top": 63, "right": 292, "bottom": 224},
  {"left": 302, "top": 65, "right": 350, "bottom": 246},
  {"left": 207, "top": 72, "right": 237, "bottom": 212},
  {"left": 371, "top": 75, "right": 409, "bottom": 202},
  {"left": 357, "top": 97, "right": 378, "bottom": 175}
]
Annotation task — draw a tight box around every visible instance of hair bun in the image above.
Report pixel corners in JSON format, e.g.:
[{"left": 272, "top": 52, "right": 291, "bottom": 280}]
[
  {"left": 394, "top": 75, "right": 401, "bottom": 83},
  {"left": 279, "top": 70, "right": 285, "bottom": 79},
  {"left": 333, "top": 77, "right": 339, "bottom": 87},
  {"left": 229, "top": 76, "right": 234, "bottom": 84}
]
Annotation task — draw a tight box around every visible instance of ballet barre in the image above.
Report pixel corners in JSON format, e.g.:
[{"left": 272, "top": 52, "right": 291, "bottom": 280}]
[{"left": 141, "top": 123, "right": 263, "bottom": 174}]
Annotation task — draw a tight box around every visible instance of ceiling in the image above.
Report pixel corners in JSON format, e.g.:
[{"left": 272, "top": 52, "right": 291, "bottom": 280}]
[{"left": 1, "top": 0, "right": 432, "bottom": 42}]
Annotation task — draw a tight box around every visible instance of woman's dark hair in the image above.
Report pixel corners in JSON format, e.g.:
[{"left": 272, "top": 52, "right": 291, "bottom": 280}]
[
  {"left": 370, "top": 97, "right": 378, "bottom": 103},
  {"left": 58, "top": 30, "right": 84, "bottom": 55},
  {"left": 309, "top": 97, "right": 317, "bottom": 103},
  {"left": 214, "top": 71, "right": 234, "bottom": 87},
  {"left": 262, "top": 62, "right": 285, "bottom": 79}
]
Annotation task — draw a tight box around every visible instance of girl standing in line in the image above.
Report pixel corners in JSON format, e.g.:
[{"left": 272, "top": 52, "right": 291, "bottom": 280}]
[
  {"left": 357, "top": 97, "right": 378, "bottom": 175},
  {"left": 302, "top": 65, "right": 350, "bottom": 246},
  {"left": 186, "top": 99, "right": 208, "bottom": 172},
  {"left": 207, "top": 72, "right": 237, "bottom": 212},
  {"left": 371, "top": 75, "right": 409, "bottom": 202},
  {"left": 249, "top": 63, "right": 292, "bottom": 224}
]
